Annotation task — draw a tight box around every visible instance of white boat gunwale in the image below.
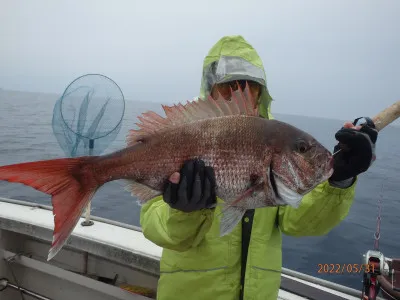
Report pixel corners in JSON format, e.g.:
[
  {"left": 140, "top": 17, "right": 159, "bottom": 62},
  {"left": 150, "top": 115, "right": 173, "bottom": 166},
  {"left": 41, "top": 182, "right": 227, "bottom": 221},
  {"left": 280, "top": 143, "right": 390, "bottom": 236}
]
[
  {"left": 0, "top": 197, "right": 160, "bottom": 276},
  {"left": 0, "top": 197, "right": 385, "bottom": 300}
]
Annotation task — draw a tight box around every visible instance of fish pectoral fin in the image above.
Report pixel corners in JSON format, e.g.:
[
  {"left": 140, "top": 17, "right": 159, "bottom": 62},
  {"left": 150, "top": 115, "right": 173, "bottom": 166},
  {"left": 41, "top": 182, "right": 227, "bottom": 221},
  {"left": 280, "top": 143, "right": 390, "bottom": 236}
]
[
  {"left": 221, "top": 181, "right": 264, "bottom": 209},
  {"left": 219, "top": 206, "right": 246, "bottom": 236},
  {"left": 123, "top": 180, "right": 162, "bottom": 205}
]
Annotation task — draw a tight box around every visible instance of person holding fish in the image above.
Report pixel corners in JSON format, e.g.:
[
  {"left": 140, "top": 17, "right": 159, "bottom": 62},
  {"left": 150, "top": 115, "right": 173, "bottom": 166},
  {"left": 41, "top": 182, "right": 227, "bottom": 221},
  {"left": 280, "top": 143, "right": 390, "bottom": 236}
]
[
  {"left": 0, "top": 35, "right": 379, "bottom": 300},
  {"left": 139, "top": 35, "right": 378, "bottom": 300}
]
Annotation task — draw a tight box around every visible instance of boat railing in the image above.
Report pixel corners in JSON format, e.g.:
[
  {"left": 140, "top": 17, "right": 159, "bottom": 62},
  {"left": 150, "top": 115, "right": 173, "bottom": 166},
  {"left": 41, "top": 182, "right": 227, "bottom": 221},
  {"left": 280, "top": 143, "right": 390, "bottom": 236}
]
[
  {"left": 0, "top": 196, "right": 391, "bottom": 300},
  {"left": 0, "top": 196, "right": 143, "bottom": 232}
]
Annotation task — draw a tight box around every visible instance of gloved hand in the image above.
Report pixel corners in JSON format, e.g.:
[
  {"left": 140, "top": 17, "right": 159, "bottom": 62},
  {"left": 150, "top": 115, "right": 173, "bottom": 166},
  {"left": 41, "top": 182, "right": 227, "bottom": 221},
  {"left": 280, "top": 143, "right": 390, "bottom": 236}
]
[
  {"left": 329, "top": 117, "right": 378, "bottom": 183},
  {"left": 163, "top": 159, "right": 217, "bottom": 213}
]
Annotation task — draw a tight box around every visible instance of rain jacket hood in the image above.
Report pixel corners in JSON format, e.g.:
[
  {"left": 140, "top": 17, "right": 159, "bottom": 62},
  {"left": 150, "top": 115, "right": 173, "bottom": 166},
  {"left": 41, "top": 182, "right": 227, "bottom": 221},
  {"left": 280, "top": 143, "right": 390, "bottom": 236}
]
[{"left": 199, "top": 35, "right": 273, "bottom": 119}]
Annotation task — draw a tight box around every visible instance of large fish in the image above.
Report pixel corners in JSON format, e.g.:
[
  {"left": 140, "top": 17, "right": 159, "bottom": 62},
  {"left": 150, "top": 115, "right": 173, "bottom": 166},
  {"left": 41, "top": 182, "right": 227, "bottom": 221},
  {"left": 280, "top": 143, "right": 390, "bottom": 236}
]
[{"left": 0, "top": 84, "right": 334, "bottom": 261}]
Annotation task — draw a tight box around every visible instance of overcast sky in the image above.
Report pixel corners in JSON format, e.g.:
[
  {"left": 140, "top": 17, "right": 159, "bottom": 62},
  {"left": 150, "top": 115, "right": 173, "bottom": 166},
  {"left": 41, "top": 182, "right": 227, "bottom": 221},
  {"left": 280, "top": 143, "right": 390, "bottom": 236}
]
[{"left": 1, "top": 0, "right": 399, "bottom": 122}]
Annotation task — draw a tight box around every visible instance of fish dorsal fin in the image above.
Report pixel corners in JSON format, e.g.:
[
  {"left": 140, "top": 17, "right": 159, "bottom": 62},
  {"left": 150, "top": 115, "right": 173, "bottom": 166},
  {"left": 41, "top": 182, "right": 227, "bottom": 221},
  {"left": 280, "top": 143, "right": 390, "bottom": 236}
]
[{"left": 127, "top": 82, "right": 259, "bottom": 147}]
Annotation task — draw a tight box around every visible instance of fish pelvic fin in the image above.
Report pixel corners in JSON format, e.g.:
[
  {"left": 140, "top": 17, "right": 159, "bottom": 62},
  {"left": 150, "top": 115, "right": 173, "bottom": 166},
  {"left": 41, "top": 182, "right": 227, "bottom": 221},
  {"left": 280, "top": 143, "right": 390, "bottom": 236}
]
[
  {"left": 123, "top": 180, "right": 162, "bottom": 205},
  {"left": 219, "top": 206, "right": 246, "bottom": 236},
  {"left": 126, "top": 82, "right": 259, "bottom": 147},
  {"left": 0, "top": 157, "right": 99, "bottom": 261}
]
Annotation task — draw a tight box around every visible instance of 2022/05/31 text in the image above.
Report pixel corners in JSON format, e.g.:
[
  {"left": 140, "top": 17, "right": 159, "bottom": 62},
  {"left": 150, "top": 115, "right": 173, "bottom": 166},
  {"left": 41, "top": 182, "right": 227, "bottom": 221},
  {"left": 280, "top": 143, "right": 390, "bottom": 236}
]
[{"left": 317, "top": 264, "right": 375, "bottom": 274}]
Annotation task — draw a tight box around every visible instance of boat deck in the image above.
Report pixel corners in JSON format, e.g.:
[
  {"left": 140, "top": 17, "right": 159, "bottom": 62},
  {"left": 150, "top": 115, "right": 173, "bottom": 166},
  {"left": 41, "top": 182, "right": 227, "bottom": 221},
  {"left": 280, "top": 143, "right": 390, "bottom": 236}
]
[{"left": 0, "top": 197, "right": 376, "bottom": 300}]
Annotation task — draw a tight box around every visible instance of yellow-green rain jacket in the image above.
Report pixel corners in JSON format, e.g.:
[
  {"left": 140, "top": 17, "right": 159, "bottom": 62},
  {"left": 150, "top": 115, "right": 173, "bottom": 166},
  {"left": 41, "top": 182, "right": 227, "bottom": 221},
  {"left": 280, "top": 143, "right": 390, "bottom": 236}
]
[{"left": 140, "top": 35, "right": 356, "bottom": 300}]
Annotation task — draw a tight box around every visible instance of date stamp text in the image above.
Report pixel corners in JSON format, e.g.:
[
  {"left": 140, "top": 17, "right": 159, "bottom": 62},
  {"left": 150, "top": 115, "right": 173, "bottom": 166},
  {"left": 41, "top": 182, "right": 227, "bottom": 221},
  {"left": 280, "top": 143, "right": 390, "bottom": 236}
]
[{"left": 317, "top": 263, "right": 375, "bottom": 274}]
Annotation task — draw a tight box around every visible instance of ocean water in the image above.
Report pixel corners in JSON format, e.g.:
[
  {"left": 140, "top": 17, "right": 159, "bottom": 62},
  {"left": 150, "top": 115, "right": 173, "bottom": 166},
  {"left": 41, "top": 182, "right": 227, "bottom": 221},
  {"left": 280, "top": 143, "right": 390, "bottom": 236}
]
[{"left": 0, "top": 89, "right": 399, "bottom": 291}]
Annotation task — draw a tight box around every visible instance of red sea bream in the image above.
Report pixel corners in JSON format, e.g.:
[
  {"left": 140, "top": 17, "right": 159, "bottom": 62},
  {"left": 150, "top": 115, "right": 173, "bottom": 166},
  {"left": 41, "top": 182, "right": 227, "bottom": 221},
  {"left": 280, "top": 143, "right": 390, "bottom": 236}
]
[{"left": 0, "top": 85, "right": 334, "bottom": 260}]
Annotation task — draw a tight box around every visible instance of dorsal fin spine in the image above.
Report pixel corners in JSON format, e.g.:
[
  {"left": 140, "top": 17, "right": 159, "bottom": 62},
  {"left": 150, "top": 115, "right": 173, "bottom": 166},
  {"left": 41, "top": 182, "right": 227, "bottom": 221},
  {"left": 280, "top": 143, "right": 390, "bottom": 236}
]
[{"left": 127, "top": 82, "right": 258, "bottom": 147}]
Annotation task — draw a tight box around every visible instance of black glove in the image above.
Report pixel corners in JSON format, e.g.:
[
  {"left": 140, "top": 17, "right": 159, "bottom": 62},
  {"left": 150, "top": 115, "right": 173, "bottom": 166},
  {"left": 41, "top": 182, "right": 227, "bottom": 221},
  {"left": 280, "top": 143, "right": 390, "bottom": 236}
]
[
  {"left": 329, "top": 117, "right": 378, "bottom": 182},
  {"left": 163, "top": 159, "right": 217, "bottom": 213}
]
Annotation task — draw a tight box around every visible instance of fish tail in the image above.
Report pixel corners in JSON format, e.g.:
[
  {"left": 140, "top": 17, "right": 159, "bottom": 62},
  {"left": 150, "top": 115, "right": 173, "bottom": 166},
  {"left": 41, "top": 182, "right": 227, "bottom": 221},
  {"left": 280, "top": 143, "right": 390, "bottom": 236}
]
[{"left": 0, "top": 157, "right": 99, "bottom": 261}]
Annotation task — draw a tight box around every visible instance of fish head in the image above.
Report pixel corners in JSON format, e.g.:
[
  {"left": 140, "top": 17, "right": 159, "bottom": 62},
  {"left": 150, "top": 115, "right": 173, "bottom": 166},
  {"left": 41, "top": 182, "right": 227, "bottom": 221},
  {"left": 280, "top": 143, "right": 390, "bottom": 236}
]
[{"left": 268, "top": 122, "right": 334, "bottom": 207}]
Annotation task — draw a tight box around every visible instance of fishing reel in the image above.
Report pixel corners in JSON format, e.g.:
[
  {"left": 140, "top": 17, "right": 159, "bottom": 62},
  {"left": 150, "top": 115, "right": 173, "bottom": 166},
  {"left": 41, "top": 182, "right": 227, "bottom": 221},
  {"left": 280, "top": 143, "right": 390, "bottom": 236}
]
[
  {"left": 363, "top": 250, "right": 390, "bottom": 277},
  {"left": 361, "top": 250, "right": 396, "bottom": 300}
]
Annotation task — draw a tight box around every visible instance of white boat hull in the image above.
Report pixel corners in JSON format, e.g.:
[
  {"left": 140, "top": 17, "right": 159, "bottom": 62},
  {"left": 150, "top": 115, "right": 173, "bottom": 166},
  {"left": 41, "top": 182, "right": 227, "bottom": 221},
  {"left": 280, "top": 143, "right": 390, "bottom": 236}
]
[{"left": 0, "top": 197, "right": 377, "bottom": 300}]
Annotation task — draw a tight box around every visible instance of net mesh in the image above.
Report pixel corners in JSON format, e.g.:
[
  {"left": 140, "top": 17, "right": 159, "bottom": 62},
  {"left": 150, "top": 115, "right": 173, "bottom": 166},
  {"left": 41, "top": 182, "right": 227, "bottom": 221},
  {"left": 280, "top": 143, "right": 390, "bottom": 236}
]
[{"left": 52, "top": 74, "right": 125, "bottom": 157}]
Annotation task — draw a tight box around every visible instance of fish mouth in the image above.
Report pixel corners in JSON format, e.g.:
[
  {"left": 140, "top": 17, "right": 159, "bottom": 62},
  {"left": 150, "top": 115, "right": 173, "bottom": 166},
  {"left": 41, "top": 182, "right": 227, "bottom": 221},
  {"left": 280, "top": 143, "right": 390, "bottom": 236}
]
[
  {"left": 329, "top": 156, "right": 334, "bottom": 174},
  {"left": 329, "top": 155, "right": 334, "bottom": 169},
  {"left": 323, "top": 156, "right": 335, "bottom": 180}
]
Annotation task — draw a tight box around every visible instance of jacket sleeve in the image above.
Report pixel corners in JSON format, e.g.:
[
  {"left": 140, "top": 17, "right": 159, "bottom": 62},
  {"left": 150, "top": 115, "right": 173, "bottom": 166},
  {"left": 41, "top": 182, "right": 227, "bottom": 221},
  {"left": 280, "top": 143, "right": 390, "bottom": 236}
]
[
  {"left": 278, "top": 179, "right": 357, "bottom": 236},
  {"left": 139, "top": 195, "right": 215, "bottom": 251}
]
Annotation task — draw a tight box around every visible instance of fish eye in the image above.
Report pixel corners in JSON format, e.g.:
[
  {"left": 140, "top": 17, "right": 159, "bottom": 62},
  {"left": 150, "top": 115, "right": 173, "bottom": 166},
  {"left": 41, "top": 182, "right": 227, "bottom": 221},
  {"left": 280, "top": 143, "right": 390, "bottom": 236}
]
[{"left": 296, "top": 140, "right": 309, "bottom": 153}]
